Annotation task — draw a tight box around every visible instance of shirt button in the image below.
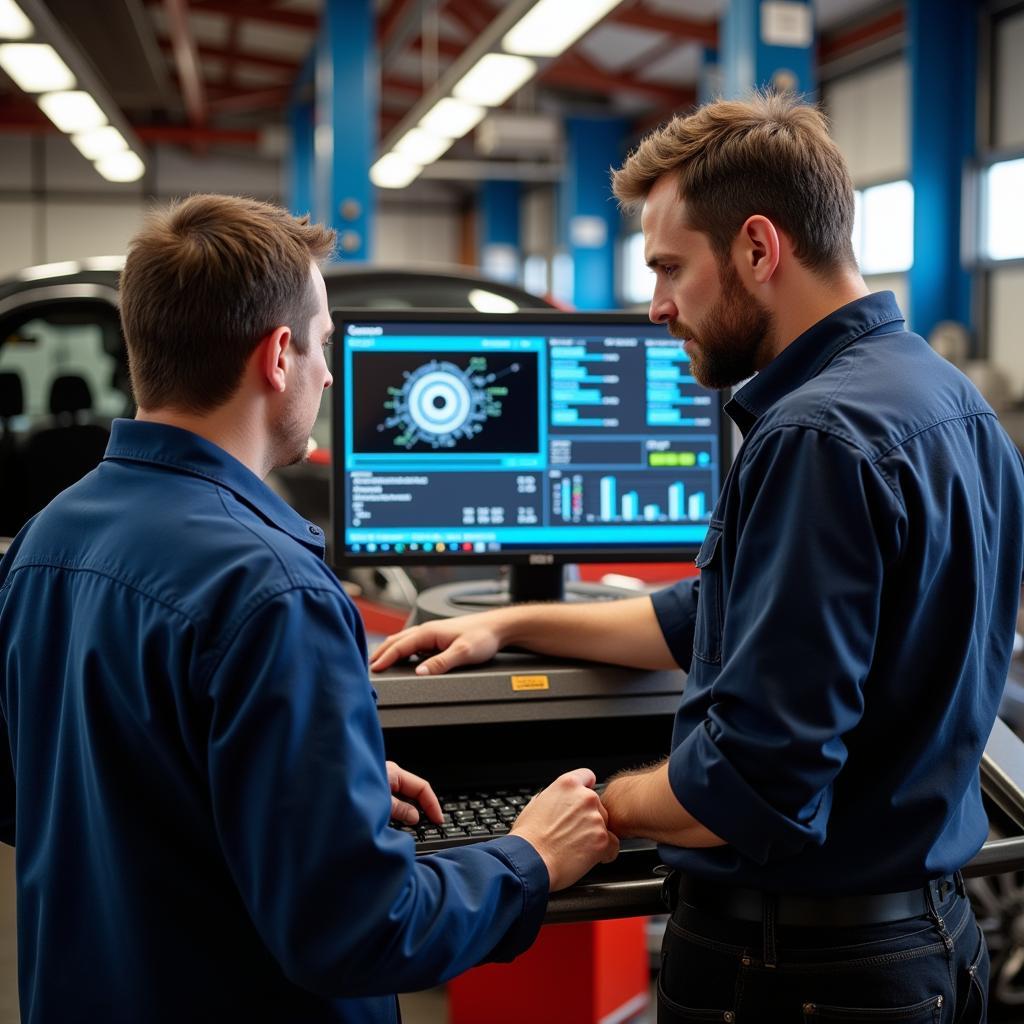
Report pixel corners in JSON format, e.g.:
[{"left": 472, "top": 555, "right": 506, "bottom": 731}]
[{"left": 308, "top": 525, "right": 321, "bottom": 535}]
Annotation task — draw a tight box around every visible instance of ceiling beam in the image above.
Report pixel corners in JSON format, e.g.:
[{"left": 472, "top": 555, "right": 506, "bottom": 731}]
[
  {"left": 611, "top": 7, "right": 717, "bottom": 48},
  {"left": 206, "top": 84, "right": 291, "bottom": 114},
  {"left": 819, "top": 8, "right": 905, "bottom": 64},
  {"left": 157, "top": 38, "right": 299, "bottom": 74},
  {"left": 542, "top": 53, "right": 692, "bottom": 105},
  {"left": 162, "top": 0, "right": 317, "bottom": 31},
  {"left": 163, "top": 0, "right": 207, "bottom": 125}
]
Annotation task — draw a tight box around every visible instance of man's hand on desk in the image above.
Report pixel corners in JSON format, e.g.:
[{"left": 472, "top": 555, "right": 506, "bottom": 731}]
[
  {"left": 386, "top": 761, "right": 444, "bottom": 826},
  {"left": 601, "top": 761, "right": 727, "bottom": 850},
  {"left": 370, "top": 610, "right": 509, "bottom": 676},
  {"left": 510, "top": 768, "right": 620, "bottom": 891}
]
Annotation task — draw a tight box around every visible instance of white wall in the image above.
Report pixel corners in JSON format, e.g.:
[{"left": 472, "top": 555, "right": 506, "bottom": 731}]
[
  {"left": 988, "top": 266, "right": 1024, "bottom": 398},
  {"left": 986, "top": 11, "right": 1024, "bottom": 399},
  {"left": 0, "top": 131, "right": 465, "bottom": 276},
  {"left": 823, "top": 59, "right": 910, "bottom": 326},
  {"left": 824, "top": 59, "right": 908, "bottom": 186},
  {"left": 374, "top": 204, "right": 460, "bottom": 267},
  {"left": 995, "top": 10, "right": 1024, "bottom": 150}
]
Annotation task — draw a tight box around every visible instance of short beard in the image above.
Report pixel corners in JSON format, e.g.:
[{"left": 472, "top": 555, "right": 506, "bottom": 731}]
[{"left": 667, "top": 260, "right": 774, "bottom": 390}]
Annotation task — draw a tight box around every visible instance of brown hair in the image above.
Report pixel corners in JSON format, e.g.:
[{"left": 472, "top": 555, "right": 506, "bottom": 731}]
[
  {"left": 611, "top": 91, "right": 856, "bottom": 274},
  {"left": 119, "top": 194, "right": 336, "bottom": 412}
]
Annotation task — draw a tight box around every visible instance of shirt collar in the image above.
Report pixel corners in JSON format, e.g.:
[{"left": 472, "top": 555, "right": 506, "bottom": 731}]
[
  {"left": 725, "top": 291, "right": 905, "bottom": 436},
  {"left": 103, "top": 419, "right": 326, "bottom": 556}
]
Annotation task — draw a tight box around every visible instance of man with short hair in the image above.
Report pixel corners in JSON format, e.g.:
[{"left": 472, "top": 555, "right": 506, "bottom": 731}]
[
  {"left": 371, "top": 93, "right": 1024, "bottom": 1018},
  {"left": 0, "top": 194, "right": 617, "bottom": 1024}
]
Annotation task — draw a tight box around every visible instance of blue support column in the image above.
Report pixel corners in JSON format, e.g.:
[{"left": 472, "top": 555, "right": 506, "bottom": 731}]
[
  {"left": 908, "top": 0, "right": 976, "bottom": 340},
  {"left": 478, "top": 180, "right": 521, "bottom": 284},
  {"left": 562, "top": 117, "right": 628, "bottom": 310},
  {"left": 315, "top": 0, "right": 376, "bottom": 261},
  {"left": 698, "top": 48, "right": 720, "bottom": 104},
  {"left": 720, "top": 0, "right": 815, "bottom": 98},
  {"left": 288, "top": 49, "right": 315, "bottom": 218},
  {"left": 288, "top": 101, "right": 314, "bottom": 218}
]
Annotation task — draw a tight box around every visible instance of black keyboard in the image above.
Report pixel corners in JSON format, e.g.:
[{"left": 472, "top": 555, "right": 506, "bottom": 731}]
[{"left": 393, "top": 787, "right": 535, "bottom": 852}]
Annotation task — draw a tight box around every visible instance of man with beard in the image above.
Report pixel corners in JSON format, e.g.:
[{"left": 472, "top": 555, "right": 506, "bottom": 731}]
[
  {"left": 0, "top": 194, "right": 618, "bottom": 1024},
  {"left": 370, "top": 93, "right": 1024, "bottom": 1018}
]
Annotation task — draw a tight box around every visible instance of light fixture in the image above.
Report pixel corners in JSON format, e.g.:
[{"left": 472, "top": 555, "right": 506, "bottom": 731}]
[
  {"left": 370, "top": 152, "right": 421, "bottom": 189},
  {"left": 94, "top": 150, "right": 145, "bottom": 183},
  {"left": 453, "top": 53, "right": 537, "bottom": 108},
  {"left": 71, "top": 125, "right": 128, "bottom": 161},
  {"left": 0, "top": 0, "right": 32, "bottom": 40},
  {"left": 394, "top": 128, "right": 453, "bottom": 165},
  {"left": 37, "top": 90, "right": 107, "bottom": 133},
  {"left": 0, "top": 43, "right": 75, "bottom": 92},
  {"left": 503, "top": 0, "right": 623, "bottom": 58},
  {"left": 418, "top": 97, "right": 486, "bottom": 140}
]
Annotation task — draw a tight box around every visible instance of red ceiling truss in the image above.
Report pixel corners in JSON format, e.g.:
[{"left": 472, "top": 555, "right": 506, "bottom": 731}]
[{"left": 0, "top": 1, "right": 909, "bottom": 155}]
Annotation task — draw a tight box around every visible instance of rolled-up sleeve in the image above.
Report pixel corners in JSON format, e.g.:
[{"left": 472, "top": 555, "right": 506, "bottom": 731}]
[
  {"left": 651, "top": 578, "right": 700, "bottom": 672},
  {"left": 665, "top": 426, "right": 905, "bottom": 863},
  {"left": 203, "top": 585, "right": 548, "bottom": 997}
]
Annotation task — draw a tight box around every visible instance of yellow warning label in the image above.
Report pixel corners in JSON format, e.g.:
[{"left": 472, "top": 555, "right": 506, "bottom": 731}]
[{"left": 511, "top": 675, "right": 550, "bottom": 692}]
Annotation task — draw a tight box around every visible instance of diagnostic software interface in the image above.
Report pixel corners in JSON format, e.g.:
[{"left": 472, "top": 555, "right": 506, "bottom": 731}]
[{"left": 334, "top": 313, "right": 728, "bottom": 560}]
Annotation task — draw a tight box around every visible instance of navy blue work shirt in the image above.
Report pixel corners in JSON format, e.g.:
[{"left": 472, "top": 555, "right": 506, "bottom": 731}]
[
  {"left": 0, "top": 420, "right": 548, "bottom": 1023},
  {"left": 651, "top": 291, "right": 1024, "bottom": 893}
]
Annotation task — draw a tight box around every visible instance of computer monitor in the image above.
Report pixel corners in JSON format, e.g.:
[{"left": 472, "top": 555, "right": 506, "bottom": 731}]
[{"left": 330, "top": 310, "right": 732, "bottom": 604}]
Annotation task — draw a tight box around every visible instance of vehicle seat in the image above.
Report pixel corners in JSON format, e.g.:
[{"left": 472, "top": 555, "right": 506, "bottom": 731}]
[
  {"left": 0, "top": 370, "right": 27, "bottom": 537},
  {"left": 22, "top": 374, "right": 110, "bottom": 520}
]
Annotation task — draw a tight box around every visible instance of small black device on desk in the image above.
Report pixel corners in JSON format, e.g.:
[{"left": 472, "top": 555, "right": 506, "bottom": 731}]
[{"left": 374, "top": 652, "right": 684, "bottom": 867}]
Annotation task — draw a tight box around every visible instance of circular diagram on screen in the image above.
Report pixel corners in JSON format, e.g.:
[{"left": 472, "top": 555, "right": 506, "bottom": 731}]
[
  {"left": 406, "top": 363, "right": 474, "bottom": 437},
  {"left": 383, "top": 359, "right": 490, "bottom": 449}
]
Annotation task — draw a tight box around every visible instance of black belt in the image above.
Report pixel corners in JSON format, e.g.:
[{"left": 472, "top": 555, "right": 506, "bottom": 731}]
[{"left": 667, "top": 872, "right": 962, "bottom": 929}]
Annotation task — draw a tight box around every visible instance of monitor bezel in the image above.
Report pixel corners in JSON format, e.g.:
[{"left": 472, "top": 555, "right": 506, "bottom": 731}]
[{"left": 329, "top": 308, "right": 732, "bottom": 569}]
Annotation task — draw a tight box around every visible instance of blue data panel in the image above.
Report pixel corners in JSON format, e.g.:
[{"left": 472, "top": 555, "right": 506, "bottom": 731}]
[{"left": 336, "top": 316, "right": 728, "bottom": 560}]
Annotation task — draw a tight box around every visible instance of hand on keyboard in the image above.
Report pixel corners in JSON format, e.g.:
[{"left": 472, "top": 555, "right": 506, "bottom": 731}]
[{"left": 509, "top": 768, "right": 620, "bottom": 891}]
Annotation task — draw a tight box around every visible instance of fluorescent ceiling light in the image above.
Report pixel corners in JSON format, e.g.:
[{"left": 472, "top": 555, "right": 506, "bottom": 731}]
[
  {"left": 0, "top": 43, "right": 75, "bottom": 92},
  {"left": 370, "top": 152, "right": 421, "bottom": 189},
  {"left": 0, "top": 0, "right": 32, "bottom": 40},
  {"left": 37, "top": 90, "right": 107, "bottom": 133},
  {"left": 453, "top": 53, "right": 537, "bottom": 108},
  {"left": 395, "top": 128, "right": 453, "bottom": 165},
  {"left": 71, "top": 125, "right": 128, "bottom": 160},
  {"left": 418, "top": 97, "right": 485, "bottom": 140},
  {"left": 503, "top": 0, "right": 623, "bottom": 57},
  {"left": 94, "top": 150, "right": 145, "bottom": 183}
]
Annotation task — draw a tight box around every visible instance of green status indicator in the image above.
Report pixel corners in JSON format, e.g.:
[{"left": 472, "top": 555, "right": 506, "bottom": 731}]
[{"left": 648, "top": 451, "right": 697, "bottom": 467}]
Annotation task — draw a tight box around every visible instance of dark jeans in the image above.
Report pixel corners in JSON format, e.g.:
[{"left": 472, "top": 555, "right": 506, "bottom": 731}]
[{"left": 658, "top": 875, "right": 989, "bottom": 1023}]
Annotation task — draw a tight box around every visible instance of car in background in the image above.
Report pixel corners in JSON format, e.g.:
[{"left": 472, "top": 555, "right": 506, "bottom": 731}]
[{"left": 0, "top": 257, "right": 556, "bottom": 543}]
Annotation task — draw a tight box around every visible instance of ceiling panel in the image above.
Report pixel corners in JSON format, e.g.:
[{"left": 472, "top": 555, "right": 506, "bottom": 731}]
[
  {"left": 237, "top": 19, "right": 313, "bottom": 60},
  {"left": 577, "top": 23, "right": 665, "bottom": 72},
  {"left": 636, "top": 42, "right": 703, "bottom": 86}
]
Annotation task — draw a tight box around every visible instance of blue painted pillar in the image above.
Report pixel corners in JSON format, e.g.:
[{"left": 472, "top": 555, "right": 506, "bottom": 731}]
[
  {"left": 908, "top": 0, "right": 976, "bottom": 340},
  {"left": 698, "top": 48, "right": 720, "bottom": 104},
  {"left": 720, "top": 0, "right": 815, "bottom": 98},
  {"left": 478, "top": 180, "right": 521, "bottom": 284},
  {"left": 315, "top": 0, "right": 376, "bottom": 261},
  {"left": 562, "top": 117, "right": 628, "bottom": 310},
  {"left": 288, "top": 101, "right": 314, "bottom": 218}
]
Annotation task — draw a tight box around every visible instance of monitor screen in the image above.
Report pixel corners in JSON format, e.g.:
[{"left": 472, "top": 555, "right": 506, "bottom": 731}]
[{"left": 331, "top": 310, "right": 731, "bottom": 576}]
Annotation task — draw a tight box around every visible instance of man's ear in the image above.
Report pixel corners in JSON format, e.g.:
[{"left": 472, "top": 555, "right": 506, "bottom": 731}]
[
  {"left": 736, "top": 215, "right": 781, "bottom": 285},
  {"left": 256, "top": 326, "right": 292, "bottom": 394}
]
